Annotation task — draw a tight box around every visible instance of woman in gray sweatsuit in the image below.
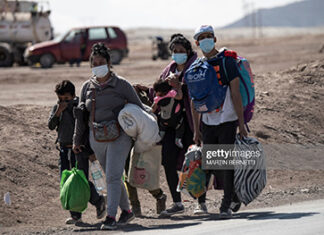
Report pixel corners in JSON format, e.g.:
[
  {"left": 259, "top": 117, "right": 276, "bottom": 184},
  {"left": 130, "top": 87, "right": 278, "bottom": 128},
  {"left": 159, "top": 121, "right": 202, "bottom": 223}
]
[{"left": 73, "top": 43, "right": 144, "bottom": 230}]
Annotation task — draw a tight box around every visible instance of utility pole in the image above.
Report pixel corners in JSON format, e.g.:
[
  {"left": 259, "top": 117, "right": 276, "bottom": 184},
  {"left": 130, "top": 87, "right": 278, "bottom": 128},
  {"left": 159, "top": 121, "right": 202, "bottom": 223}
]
[
  {"left": 251, "top": 1, "right": 257, "bottom": 39},
  {"left": 242, "top": 0, "right": 249, "bottom": 28},
  {"left": 258, "top": 8, "right": 263, "bottom": 38}
]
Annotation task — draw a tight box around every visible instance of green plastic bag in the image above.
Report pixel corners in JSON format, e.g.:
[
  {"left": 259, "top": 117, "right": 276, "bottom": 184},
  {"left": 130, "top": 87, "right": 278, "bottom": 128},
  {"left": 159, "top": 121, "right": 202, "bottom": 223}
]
[{"left": 60, "top": 164, "right": 90, "bottom": 213}]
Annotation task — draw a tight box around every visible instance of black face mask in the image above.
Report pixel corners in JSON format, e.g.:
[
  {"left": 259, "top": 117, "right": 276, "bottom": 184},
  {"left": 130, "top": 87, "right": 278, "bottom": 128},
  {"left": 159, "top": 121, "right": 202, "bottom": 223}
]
[
  {"left": 58, "top": 99, "right": 76, "bottom": 110},
  {"left": 67, "top": 99, "right": 78, "bottom": 109}
]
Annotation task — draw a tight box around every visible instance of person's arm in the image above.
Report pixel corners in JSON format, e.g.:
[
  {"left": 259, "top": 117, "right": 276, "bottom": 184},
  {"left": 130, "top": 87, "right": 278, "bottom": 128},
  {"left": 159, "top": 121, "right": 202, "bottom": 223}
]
[
  {"left": 230, "top": 77, "right": 247, "bottom": 138},
  {"left": 174, "top": 84, "right": 183, "bottom": 100},
  {"left": 191, "top": 100, "right": 202, "bottom": 145},
  {"left": 73, "top": 82, "right": 88, "bottom": 153},
  {"left": 48, "top": 104, "right": 60, "bottom": 130},
  {"left": 151, "top": 102, "right": 158, "bottom": 113},
  {"left": 123, "top": 80, "right": 145, "bottom": 110},
  {"left": 224, "top": 57, "right": 247, "bottom": 138}
]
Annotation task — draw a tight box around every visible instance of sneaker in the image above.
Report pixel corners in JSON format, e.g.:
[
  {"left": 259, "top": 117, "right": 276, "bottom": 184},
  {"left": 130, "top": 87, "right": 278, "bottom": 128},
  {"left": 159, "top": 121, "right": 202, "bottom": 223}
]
[
  {"left": 65, "top": 217, "right": 82, "bottom": 224},
  {"left": 96, "top": 195, "right": 106, "bottom": 219},
  {"left": 160, "top": 203, "right": 184, "bottom": 217},
  {"left": 132, "top": 204, "right": 142, "bottom": 217},
  {"left": 193, "top": 203, "right": 208, "bottom": 215},
  {"left": 230, "top": 201, "right": 242, "bottom": 213},
  {"left": 175, "top": 138, "right": 183, "bottom": 148},
  {"left": 219, "top": 208, "right": 232, "bottom": 220},
  {"left": 100, "top": 216, "right": 117, "bottom": 230},
  {"left": 156, "top": 194, "right": 167, "bottom": 214},
  {"left": 117, "top": 210, "right": 135, "bottom": 225}
]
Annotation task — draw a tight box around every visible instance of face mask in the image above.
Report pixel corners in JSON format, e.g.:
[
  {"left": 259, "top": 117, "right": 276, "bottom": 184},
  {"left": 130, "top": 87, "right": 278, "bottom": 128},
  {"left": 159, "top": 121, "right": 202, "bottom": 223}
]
[
  {"left": 172, "top": 53, "right": 188, "bottom": 65},
  {"left": 199, "top": 38, "right": 215, "bottom": 53},
  {"left": 92, "top": 64, "right": 109, "bottom": 78},
  {"left": 67, "top": 99, "right": 77, "bottom": 109}
]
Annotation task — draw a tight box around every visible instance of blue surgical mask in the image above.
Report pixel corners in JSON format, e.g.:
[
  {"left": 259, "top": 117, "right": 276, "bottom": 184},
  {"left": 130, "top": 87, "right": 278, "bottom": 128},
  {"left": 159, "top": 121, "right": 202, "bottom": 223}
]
[
  {"left": 199, "top": 38, "right": 215, "bottom": 53},
  {"left": 92, "top": 64, "right": 109, "bottom": 78},
  {"left": 172, "top": 53, "right": 188, "bottom": 65}
]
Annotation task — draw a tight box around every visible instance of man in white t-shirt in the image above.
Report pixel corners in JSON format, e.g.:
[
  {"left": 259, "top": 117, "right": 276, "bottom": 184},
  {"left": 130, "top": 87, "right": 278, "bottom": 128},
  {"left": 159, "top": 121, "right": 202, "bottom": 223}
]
[{"left": 191, "top": 25, "right": 248, "bottom": 219}]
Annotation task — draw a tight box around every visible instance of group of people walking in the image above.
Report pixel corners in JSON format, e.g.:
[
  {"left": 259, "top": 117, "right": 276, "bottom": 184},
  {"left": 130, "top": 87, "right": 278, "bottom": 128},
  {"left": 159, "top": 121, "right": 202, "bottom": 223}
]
[{"left": 48, "top": 25, "right": 247, "bottom": 230}]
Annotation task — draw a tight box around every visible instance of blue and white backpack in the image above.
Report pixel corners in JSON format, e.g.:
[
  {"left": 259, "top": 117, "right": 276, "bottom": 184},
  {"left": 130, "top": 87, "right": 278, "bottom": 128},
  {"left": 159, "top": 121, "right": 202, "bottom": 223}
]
[
  {"left": 184, "top": 57, "right": 227, "bottom": 113},
  {"left": 184, "top": 49, "right": 255, "bottom": 123}
]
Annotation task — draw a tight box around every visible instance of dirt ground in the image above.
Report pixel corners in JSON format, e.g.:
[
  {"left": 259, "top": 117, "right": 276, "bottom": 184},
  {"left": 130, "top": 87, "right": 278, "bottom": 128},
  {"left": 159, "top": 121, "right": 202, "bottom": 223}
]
[{"left": 0, "top": 30, "right": 324, "bottom": 234}]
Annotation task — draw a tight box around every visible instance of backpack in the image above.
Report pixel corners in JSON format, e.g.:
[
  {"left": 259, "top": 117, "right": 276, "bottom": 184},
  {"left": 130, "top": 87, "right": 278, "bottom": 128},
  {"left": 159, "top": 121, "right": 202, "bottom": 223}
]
[
  {"left": 184, "top": 58, "right": 228, "bottom": 113},
  {"left": 218, "top": 49, "right": 255, "bottom": 123},
  {"left": 177, "top": 145, "right": 206, "bottom": 199},
  {"left": 184, "top": 49, "right": 255, "bottom": 123}
]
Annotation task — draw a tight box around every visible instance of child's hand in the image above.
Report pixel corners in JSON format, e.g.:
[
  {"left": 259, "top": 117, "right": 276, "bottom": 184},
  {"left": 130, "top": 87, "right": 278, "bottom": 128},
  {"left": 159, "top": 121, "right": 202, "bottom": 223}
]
[
  {"left": 58, "top": 100, "right": 68, "bottom": 111},
  {"left": 73, "top": 145, "right": 83, "bottom": 154},
  {"left": 55, "top": 101, "right": 68, "bottom": 117}
]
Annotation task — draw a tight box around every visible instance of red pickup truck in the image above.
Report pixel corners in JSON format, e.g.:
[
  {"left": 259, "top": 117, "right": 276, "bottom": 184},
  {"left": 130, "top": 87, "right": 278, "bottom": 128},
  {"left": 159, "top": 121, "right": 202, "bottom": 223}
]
[{"left": 25, "top": 26, "right": 128, "bottom": 68}]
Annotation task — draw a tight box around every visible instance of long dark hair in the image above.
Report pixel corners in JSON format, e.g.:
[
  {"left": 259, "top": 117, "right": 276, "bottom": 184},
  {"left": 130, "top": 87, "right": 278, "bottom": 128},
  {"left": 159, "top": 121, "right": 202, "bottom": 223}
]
[
  {"left": 169, "top": 33, "right": 194, "bottom": 59},
  {"left": 89, "top": 42, "right": 111, "bottom": 65}
]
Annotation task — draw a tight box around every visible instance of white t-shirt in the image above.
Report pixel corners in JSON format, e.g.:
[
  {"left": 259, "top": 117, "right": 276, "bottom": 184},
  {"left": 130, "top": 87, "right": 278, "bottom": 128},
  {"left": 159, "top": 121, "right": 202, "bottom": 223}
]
[{"left": 201, "top": 87, "right": 238, "bottom": 126}]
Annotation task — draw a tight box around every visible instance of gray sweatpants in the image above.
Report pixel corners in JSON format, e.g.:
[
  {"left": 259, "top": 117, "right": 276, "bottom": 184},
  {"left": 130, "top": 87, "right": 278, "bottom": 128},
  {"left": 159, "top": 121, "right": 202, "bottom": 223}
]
[{"left": 90, "top": 130, "right": 132, "bottom": 217}]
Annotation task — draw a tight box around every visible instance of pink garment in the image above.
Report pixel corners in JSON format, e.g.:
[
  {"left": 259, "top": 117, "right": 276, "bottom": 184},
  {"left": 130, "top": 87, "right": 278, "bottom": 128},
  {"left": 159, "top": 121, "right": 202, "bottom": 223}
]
[{"left": 154, "top": 90, "right": 181, "bottom": 113}]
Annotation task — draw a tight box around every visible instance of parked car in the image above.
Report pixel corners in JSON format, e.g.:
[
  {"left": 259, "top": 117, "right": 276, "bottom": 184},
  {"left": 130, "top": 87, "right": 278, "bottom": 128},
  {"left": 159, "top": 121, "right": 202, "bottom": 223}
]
[{"left": 24, "top": 26, "right": 128, "bottom": 68}]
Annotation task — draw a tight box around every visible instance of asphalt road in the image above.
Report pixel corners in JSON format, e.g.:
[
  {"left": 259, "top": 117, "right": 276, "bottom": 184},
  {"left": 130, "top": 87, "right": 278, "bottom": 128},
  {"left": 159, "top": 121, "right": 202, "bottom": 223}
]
[{"left": 127, "top": 199, "right": 324, "bottom": 235}]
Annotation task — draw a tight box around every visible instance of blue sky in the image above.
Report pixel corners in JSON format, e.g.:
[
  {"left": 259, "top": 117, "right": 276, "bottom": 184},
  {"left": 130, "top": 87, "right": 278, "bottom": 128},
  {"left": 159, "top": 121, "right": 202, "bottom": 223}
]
[{"left": 47, "top": 0, "right": 300, "bottom": 35}]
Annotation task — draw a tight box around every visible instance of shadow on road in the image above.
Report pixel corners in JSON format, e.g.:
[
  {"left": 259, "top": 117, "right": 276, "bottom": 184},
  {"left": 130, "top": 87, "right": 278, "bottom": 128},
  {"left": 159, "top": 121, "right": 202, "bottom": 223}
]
[
  {"left": 73, "top": 221, "right": 201, "bottom": 232},
  {"left": 236, "top": 211, "right": 319, "bottom": 220}
]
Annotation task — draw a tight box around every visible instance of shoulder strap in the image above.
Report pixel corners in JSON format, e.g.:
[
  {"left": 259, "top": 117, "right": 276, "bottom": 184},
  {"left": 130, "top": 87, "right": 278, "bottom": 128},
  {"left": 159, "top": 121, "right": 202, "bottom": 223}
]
[{"left": 91, "top": 88, "right": 96, "bottom": 125}]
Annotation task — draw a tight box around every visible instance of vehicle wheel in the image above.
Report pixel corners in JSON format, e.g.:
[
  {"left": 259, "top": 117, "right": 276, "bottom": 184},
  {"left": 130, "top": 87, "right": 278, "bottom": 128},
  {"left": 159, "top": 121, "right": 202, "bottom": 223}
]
[
  {"left": 110, "top": 50, "right": 122, "bottom": 65},
  {"left": 0, "top": 46, "right": 14, "bottom": 67},
  {"left": 40, "top": 53, "right": 55, "bottom": 68}
]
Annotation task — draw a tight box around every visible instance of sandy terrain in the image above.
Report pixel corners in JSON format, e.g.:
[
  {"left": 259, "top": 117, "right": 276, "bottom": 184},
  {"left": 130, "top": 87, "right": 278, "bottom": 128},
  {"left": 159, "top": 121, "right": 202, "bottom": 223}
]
[{"left": 0, "top": 29, "right": 324, "bottom": 234}]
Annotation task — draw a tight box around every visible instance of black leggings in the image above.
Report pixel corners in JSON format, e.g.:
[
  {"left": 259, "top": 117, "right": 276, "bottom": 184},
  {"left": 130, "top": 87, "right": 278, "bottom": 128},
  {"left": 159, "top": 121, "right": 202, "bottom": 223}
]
[{"left": 161, "top": 120, "right": 193, "bottom": 203}]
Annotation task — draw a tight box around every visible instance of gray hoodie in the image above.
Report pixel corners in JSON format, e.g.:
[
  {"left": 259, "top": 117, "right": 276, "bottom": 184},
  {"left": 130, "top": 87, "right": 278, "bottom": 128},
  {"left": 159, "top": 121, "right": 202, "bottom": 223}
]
[
  {"left": 48, "top": 97, "right": 79, "bottom": 146},
  {"left": 73, "top": 73, "right": 144, "bottom": 146}
]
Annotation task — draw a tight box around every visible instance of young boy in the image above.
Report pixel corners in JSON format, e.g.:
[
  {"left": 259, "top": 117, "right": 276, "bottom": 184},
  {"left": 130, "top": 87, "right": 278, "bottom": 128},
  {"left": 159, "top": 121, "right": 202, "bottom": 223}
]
[
  {"left": 48, "top": 80, "right": 105, "bottom": 224},
  {"left": 191, "top": 25, "right": 247, "bottom": 219}
]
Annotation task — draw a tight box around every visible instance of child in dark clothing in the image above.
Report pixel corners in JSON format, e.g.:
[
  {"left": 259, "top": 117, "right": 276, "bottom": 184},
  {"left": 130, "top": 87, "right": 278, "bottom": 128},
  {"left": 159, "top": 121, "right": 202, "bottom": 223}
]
[
  {"left": 152, "top": 77, "right": 185, "bottom": 148},
  {"left": 48, "top": 80, "right": 105, "bottom": 224},
  {"left": 48, "top": 80, "right": 79, "bottom": 176}
]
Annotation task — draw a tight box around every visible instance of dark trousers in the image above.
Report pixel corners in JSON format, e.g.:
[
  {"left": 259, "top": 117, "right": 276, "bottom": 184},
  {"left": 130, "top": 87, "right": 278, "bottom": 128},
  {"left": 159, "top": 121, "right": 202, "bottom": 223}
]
[
  {"left": 161, "top": 119, "right": 193, "bottom": 203},
  {"left": 160, "top": 115, "right": 185, "bottom": 140},
  {"left": 124, "top": 151, "right": 164, "bottom": 207},
  {"left": 59, "top": 147, "right": 101, "bottom": 219},
  {"left": 201, "top": 121, "right": 237, "bottom": 211}
]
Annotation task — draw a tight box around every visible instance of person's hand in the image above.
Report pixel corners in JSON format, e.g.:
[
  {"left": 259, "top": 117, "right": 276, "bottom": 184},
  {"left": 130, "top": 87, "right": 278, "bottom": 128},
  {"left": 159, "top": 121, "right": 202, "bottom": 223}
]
[
  {"left": 167, "top": 73, "right": 180, "bottom": 88},
  {"left": 193, "top": 130, "right": 202, "bottom": 146},
  {"left": 88, "top": 154, "right": 97, "bottom": 162},
  {"left": 238, "top": 124, "right": 248, "bottom": 139},
  {"left": 133, "top": 84, "right": 149, "bottom": 92},
  {"left": 73, "top": 145, "right": 83, "bottom": 154},
  {"left": 55, "top": 101, "right": 68, "bottom": 116}
]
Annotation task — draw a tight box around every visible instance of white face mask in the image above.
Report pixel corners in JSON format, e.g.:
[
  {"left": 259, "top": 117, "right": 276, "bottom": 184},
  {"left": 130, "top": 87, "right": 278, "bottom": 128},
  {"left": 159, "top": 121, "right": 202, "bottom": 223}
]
[{"left": 92, "top": 64, "right": 109, "bottom": 78}]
